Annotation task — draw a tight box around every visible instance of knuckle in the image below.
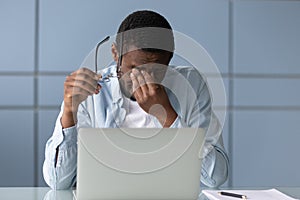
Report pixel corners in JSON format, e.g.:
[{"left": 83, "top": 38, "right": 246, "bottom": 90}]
[
  {"left": 65, "top": 74, "right": 72, "bottom": 81},
  {"left": 149, "top": 90, "right": 155, "bottom": 96},
  {"left": 143, "top": 93, "right": 149, "bottom": 100},
  {"left": 81, "top": 67, "right": 88, "bottom": 72},
  {"left": 137, "top": 75, "right": 143, "bottom": 81},
  {"left": 77, "top": 68, "right": 84, "bottom": 73},
  {"left": 150, "top": 91, "right": 157, "bottom": 97},
  {"left": 83, "top": 74, "right": 89, "bottom": 79}
]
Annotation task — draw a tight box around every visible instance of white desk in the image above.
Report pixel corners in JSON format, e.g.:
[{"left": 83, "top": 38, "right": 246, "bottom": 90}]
[{"left": 0, "top": 187, "right": 299, "bottom": 199}]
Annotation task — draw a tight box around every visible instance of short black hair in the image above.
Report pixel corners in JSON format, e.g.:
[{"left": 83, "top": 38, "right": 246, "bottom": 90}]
[{"left": 116, "top": 10, "right": 174, "bottom": 59}]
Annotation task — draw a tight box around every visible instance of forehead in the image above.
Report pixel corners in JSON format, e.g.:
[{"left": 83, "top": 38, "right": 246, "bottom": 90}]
[{"left": 122, "top": 49, "right": 170, "bottom": 65}]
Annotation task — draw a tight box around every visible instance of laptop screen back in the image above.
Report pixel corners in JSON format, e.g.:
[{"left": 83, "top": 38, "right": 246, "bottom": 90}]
[{"left": 76, "top": 128, "right": 205, "bottom": 200}]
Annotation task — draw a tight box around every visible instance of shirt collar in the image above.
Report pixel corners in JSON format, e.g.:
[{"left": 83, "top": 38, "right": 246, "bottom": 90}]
[
  {"left": 102, "top": 65, "right": 123, "bottom": 104},
  {"left": 111, "top": 77, "right": 123, "bottom": 104}
]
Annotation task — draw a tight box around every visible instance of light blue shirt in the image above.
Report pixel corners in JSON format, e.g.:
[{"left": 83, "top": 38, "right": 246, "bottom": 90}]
[{"left": 43, "top": 65, "right": 229, "bottom": 190}]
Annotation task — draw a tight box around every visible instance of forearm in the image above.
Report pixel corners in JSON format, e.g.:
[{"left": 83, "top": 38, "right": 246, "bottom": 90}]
[
  {"left": 155, "top": 107, "right": 178, "bottom": 127},
  {"left": 61, "top": 103, "right": 79, "bottom": 128}
]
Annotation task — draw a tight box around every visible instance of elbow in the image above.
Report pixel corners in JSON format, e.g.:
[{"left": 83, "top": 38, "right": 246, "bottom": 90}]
[
  {"left": 44, "top": 178, "right": 73, "bottom": 190},
  {"left": 44, "top": 179, "right": 59, "bottom": 190},
  {"left": 43, "top": 160, "right": 56, "bottom": 189},
  {"left": 210, "top": 172, "right": 228, "bottom": 188},
  {"left": 201, "top": 146, "right": 229, "bottom": 188},
  {"left": 43, "top": 161, "right": 75, "bottom": 190},
  {"left": 201, "top": 167, "right": 228, "bottom": 188},
  {"left": 44, "top": 174, "right": 74, "bottom": 190}
]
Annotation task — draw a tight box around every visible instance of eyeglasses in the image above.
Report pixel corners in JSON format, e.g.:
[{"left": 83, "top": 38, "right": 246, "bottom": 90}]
[{"left": 95, "top": 36, "right": 121, "bottom": 82}]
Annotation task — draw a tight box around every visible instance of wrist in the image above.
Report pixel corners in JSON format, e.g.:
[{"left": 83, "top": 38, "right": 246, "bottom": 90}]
[
  {"left": 162, "top": 109, "right": 177, "bottom": 127},
  {"left": 61, "top": 108, "right": 77, "bottom": 128},
  {"left": 149, "top": 104, "right": 177, "bottom": 127}
]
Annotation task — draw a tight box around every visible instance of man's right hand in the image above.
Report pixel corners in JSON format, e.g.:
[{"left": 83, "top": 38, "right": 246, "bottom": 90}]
[{"left": 61, "top": 68, "right": 101, "bottom": 128}]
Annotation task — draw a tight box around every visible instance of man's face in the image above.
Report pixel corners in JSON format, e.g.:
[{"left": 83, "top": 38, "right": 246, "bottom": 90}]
[{"left": 117, "top": 48, "right": 171, "bottom": 100}]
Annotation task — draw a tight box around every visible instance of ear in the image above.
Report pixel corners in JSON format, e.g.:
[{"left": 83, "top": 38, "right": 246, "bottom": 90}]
[{"left": 111, "top": 43, "right": 119, "bottom": 62}]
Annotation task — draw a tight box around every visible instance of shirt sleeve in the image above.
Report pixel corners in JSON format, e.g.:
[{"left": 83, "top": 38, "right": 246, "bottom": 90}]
[
  {"left": 170, "top": 112, "right": 229, "bottom": 188},
  {"left": 201, "top": 134, "right": 229, "bottom": 187},
  {"left": 168, "top": 68, "right": 229, "bottom": 188},
  {"left": 200, "top": 111, "right": 229, "bottom": 188},
  {"left": 43, "top": 103, "right": 86, "bottom": 190}
]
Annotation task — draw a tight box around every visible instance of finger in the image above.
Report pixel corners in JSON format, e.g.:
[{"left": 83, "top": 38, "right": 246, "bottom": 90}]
[
  {"left": 75, "top": 78, "right": 98, "bottom": 92},
  {"left": 142, "top": 70, "right": 160, "bottom": 95},
  {"left": 96, "top": 74, "right": 102, "bottom": 80},
  {"left": 67, "top": 85, "right": 101, "bottom": 97},
  {"left": 65, "top": 68, "right": 102, "bottom": 99},
  {"left": 65, "top": 86, "right": 92, "bottom": 98},
  {"left": 68, "top": 73, "right": 99, "bottom": 91},
  {"left": 130, "top": 72, "right": 143, "bottom": 101},
  {"left": 78, "top": 67, "right": 100, "bottom": 80},
  {"left": 72, "top": 71, "right": 98, "bottom": 84},
  {"left": 132, "top": 69, "right": 146, "bottom": 86},
  {"left": 65, "top": 79, "right": 97, "bottom": 95},
  {"left": 74, "top": 67, "right": 100, "bottom": 83},
  {"left": 132, "top": 68, "right": 148, "bottom": 96}
]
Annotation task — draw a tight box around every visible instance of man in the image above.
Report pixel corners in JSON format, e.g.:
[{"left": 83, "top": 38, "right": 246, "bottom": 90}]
[{"left": 43, "top": 10, "right": 229, "bottom": 190}]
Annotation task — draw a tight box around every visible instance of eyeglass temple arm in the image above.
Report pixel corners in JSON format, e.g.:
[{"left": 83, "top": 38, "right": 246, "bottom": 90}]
[
  {"left": 95, "top": 36, "right": 110, "bottom": 73},
  {"left": 117, "top": 33, "right": 123, "bottom": 77}
]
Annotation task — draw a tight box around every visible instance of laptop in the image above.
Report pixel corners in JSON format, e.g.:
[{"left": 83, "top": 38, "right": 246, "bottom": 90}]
[{"left": 74, "top": 128, "right": 205, "bottom": 200}]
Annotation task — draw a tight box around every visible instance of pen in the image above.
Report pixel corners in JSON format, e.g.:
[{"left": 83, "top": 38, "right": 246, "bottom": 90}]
[{"left": 218, "top": 191, "right": 247, "bottom": 199}]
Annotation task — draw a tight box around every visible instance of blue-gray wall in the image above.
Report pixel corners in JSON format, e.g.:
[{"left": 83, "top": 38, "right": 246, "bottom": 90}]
[{"left": 0, "top": 0, "right": 299, "bottom": 187}]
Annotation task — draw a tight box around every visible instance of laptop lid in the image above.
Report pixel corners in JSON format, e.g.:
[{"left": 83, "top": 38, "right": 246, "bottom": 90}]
[{"left": 76, "top": 128, "right": 205, "bottom": 200}]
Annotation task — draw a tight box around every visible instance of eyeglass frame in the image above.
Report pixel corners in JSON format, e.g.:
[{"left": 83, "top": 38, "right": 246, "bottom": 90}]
[{"left": 95, "top": 34, "right": 123, "bottom": 82}]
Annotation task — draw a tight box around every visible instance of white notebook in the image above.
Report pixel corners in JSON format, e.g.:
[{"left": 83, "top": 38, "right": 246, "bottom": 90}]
[{"left": 202, "top": 188, "right": 298, "bottom": 200}]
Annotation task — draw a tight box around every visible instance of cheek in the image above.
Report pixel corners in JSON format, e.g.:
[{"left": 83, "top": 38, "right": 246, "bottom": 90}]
[
  {"left": 119, "top": 64, "right": 132, "bottom": 77},
  {"left": 121, "top": 71, "right": 131, "bottom": 82},
  {"left": 119, "top": 73, "right": 133, "bottom": 88}
]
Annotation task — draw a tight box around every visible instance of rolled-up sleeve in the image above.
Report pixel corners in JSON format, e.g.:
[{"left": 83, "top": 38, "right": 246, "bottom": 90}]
[
  {"left": 200, "top": 110, "right": 229, "bottom": 188},
  {"left": 168, "top": 67, "right": 229, "bottom": 187},
  {"left": 171, "top": 112, "right": 229, "bottom": 188},
  {"left": 201, "top": 136, "right": 229, "bottom": 188},
  {"left": 168, "top": 104, "right": 229, "bottom": 187},
  {"left": 43, "top": 105, "right": 78, "bottom": 190}
]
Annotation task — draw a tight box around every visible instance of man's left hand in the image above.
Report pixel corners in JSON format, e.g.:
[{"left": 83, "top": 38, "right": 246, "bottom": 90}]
[{"left": 130, "top": 68, "right": 177, "bottom": 127}]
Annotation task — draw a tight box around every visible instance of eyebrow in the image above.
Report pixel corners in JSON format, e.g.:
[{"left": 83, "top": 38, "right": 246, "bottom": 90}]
[{"left": 136, "top": 56, "right": 161, "bottom": 64}]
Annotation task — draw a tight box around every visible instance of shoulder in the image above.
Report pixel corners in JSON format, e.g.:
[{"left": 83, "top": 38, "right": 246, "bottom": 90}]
[
  {"left": 170, "top": 65, "right": 205, "bottom": 78},
  {"left": 169, "top": 65, "right": 207, "bottom": 88}
]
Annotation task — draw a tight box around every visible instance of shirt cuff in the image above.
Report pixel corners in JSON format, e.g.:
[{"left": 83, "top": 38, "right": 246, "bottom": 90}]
[{"left": 60, "top": 126, "right": 78, "bottom": 149}]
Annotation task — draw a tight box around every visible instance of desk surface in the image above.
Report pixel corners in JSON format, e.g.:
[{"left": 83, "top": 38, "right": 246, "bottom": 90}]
[{"left": 0, "top": 187, "right": 299, "bottom": 199}]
